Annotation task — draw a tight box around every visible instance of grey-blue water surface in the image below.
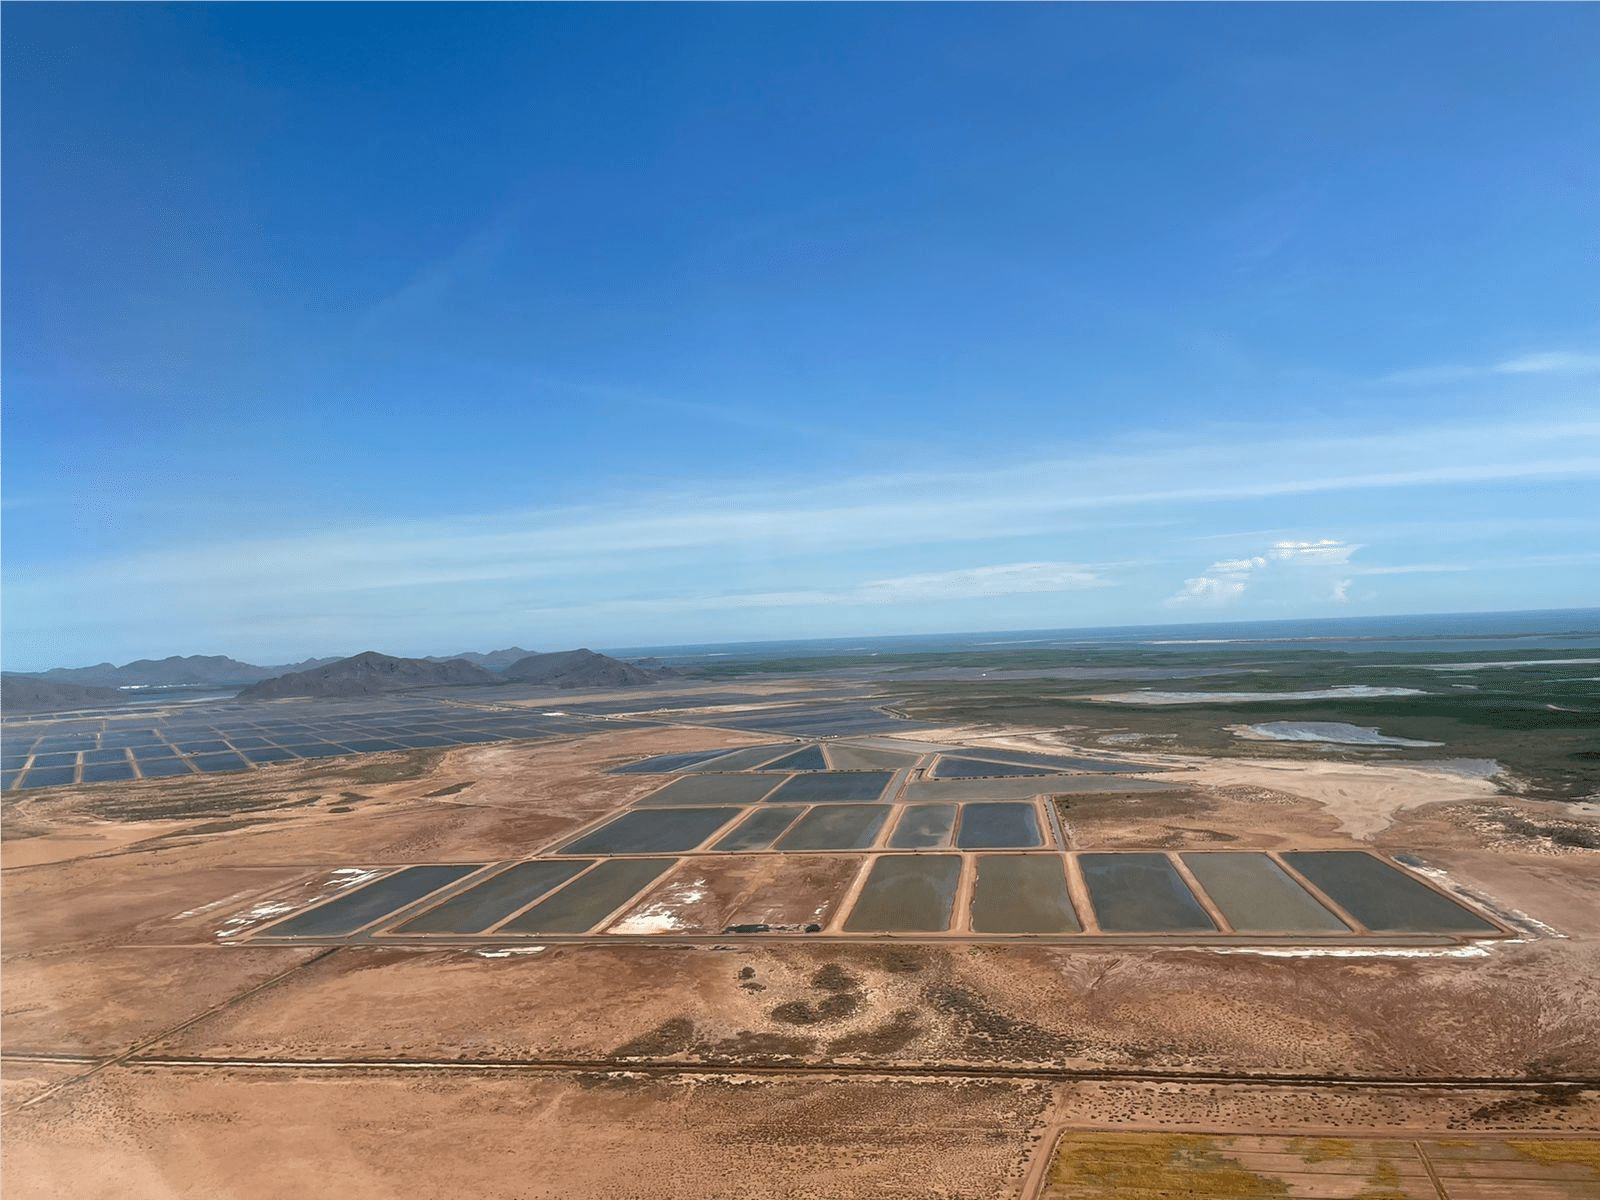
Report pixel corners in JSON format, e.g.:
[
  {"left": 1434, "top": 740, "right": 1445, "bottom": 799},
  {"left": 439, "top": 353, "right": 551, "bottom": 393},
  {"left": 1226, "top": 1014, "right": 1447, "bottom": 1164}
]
[{"left": 608, "top": 609, "right": 1599, "bottom": 664}]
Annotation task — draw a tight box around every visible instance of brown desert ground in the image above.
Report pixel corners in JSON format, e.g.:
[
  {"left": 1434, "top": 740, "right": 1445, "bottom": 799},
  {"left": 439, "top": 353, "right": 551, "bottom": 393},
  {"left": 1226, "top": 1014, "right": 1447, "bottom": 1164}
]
[{"left": 4, "top": 714, "right": 1597, "bottom": 1198}]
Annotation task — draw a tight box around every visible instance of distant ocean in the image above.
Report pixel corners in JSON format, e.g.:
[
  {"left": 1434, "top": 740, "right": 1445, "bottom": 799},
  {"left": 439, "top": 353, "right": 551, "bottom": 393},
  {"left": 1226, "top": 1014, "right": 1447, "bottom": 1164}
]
[{"left": 607, "top": 608, "right": 1600, "bottom": 666}]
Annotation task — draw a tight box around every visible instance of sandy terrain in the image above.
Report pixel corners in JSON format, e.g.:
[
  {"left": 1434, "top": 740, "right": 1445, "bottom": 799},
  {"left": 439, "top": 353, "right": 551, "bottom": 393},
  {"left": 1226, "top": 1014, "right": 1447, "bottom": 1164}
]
[
  {"left": 4, "top": 714, "right": 1597, "bottom": 1197},
  {"left": 0, "top": 819, "right": 200, "bottom": 870},
  {"left": 921, "top": 726, "right": 1508, "bottom": 840},
  {"left": 1173, "top": 756, "right": 1505, "bottom": 840},
  {"left": 5, "top": 1069, "right": 1052, "bottom": 1200}
]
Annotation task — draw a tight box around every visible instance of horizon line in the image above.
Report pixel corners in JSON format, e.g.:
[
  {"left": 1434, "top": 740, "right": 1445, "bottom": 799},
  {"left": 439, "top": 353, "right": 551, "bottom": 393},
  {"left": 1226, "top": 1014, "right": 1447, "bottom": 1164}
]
[{"left": 7, "top": 604, "right": 1597, "bottom": 675}]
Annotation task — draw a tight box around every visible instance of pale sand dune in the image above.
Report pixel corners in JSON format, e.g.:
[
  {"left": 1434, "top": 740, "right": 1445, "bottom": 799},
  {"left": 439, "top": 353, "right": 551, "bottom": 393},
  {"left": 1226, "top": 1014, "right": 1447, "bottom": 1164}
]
[{"left": 1168, "top": 756, "right": 1505, "bottom": 839}]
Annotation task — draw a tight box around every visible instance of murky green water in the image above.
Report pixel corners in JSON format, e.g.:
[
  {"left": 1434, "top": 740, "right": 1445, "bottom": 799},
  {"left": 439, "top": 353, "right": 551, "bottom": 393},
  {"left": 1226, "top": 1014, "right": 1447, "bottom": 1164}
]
[
  {"left": 500, "top": 858, "right": 676, "bottom": 934},
  {"left": 559, "top": 807, "right": 743, "bottom": 855},
  {"left": 888, "top": 804, "right": 958, "bottom": 848},
  {"left": 1079, "top": 853, "right": 1216, "bottom": 933},
  {"left": 1180, "top": 852, "right": 1349, "bottom": 933},
  {"left": 956, "top": 802, "right": 1043, "bottom": 848},
  {"left": 712, "top": 806, "right": 806, "bottom": 851},
  {"left": 775, "top": 804, "right": 889, "bottom": 850},
  {"left": 267, "top": 865, "right": 484, "bottom": 937},
  {"left": 968, "top": 855, "right": 1080, "bottom": 933},
  {"left": 843, "top": 855, "right": 963, "bottom": 932},
  {"left": 1282, "top": 851, "right": 1497, "bottom": 933},
  {"left": 391, "top": 860, "right": 593, "bottom": 934},
  {"left": 765, "top": 771, "right": 896, "bottom": 804}
]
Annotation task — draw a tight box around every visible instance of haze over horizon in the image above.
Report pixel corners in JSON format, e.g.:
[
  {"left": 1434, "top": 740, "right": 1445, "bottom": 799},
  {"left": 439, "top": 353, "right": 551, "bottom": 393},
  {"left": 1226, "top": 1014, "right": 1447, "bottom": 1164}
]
[{"left": 5, "top": 5, "right": 1597, "bottom": 671}]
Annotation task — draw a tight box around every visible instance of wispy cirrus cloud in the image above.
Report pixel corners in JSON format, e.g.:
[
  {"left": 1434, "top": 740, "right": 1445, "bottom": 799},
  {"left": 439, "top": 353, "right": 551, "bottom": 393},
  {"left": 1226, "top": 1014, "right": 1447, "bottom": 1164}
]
[
  {"left": 1378, "top": 348, "right": 1600, "bottom": 386},
  {"left": 1493, "top": 351, "right": 1600, "bottom": 375},
  {"left": 14, "top": 411, "right": 1596, "bottom": 602},
  {"left": 523, "top": 561, "right": 1110, "bottom": 618},
  {"left": 5, "top": 410, "right": 1596, "bottom": 664},
  {"left": 1349, "top": 551, "right": 1600, "bottom": 576},
  {"left": 355, "top": 203, "right": 526, "bottom": 336}
]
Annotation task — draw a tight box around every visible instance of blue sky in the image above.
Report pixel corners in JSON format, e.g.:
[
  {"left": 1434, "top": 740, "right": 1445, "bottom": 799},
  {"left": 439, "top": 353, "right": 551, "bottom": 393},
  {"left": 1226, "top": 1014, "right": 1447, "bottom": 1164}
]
[{"left": 4, "top": 3, "right": 1597, "bottom": 669}]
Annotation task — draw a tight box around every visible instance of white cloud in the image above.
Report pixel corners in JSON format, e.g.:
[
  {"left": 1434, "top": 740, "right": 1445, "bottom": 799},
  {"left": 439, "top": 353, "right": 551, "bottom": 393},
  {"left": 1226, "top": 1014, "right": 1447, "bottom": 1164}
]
[
  {"left": 1350, "top": 551, "right": 1600, "bottom": 576},
  {"left": 1167, "top": 539, "right": 1360, "bottom": 608},
  {"left": 528, "top": 561, "right": 1110, "bottom": 618},
  {"left": 1493, "top": 351, "right": 1600, "bottom": 375},
  {"left": 1268, "top": 538, "right": 1359, "bottom": 565},
  {"left": 15, "top": 413, "right": 1596, "bottom": 601},
  {"left": 1379, "top": 348, "right": 1600, "bottom": 385},
  {"left": 859, "top": 561, "right": 1107, "bottom": 601},
  {"left": 5, "top": 409, "right": 1597, "bottom": 662},
  {"left": 1375, "top": 364, "right": 1478, "bottom": 387},
  {"left": 356, "top": 205, "right": 525, "bottom": 336},
  {"left": 1167, "top": 570, "right": 1254, "bottom": 607}
]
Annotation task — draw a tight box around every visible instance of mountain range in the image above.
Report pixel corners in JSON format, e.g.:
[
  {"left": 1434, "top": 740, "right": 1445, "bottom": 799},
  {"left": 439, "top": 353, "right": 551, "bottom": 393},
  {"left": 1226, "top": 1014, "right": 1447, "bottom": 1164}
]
[
  {"left": 236, "top": 652, "right": 503, "bottom": 700},
  {"left": 235, "top": 648, "right": 674, "bottom": 700},
  {"left": 5, "top": 646, "right": 680, "bottom": 708},
  {"left": 1, "top": 674, "right": 132, "bottom": 713},
  {"left": 421, "top": 646, "right": 537, "bottom": 672},
  {"left": 18, "top": 646, "right": 581, "bottom": 688},
  {"left": 501, "top": 648, "right": 674, "bottom": 688},
  {"left": 25, "top": 654, "right": 345, "bottom": 688}
]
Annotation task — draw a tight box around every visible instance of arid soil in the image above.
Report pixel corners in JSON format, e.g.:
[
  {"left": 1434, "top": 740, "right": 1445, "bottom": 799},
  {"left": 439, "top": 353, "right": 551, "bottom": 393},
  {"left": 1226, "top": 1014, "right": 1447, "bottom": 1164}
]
[
  {"left": 4, "top": 719, "right": 1598, "bottom": 1197},
  {"left": 923, "top": 726, "right": 1508, "bottom": 840}
]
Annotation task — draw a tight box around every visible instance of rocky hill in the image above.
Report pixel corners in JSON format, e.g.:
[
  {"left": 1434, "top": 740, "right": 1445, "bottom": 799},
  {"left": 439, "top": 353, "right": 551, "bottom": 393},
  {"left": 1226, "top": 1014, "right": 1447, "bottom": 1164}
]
[
  {"left": 1, "top": 673, "right": 131, "bottom": 713},
  {"left": 267, "top": 655, "right": 345, "bottom": 674},
  {"left": 31, "top": 654, "right": 277, "bottom": 687},
  {"left": 427, "top": 646, "right": 537, "bottom": 672},
  {"left": 499, "top": 648, "right": 668, "bottom": 689},
  {"left": 237, "top": 652, "right": 501, "bottom": 700}
]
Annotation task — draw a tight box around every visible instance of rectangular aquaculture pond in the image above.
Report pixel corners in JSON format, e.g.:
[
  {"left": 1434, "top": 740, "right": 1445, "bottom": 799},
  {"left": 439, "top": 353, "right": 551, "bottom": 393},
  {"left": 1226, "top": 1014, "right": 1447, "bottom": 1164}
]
[
  {"left": 610, "top": 749, "right": 742, "bottom": 774},
  {"left": 824, "top": 745, "right": 918, "bottom": 771},
  {"left": 685, "top": 744, "right": 793, "bottom": 772},
  {"left": 903, "top": 776, "right": 1179, "bottom": 802},
  {"left": 1079, "top": 852, "right": 1217, "bottom": 933},
  {"left": 968, "top": 855, "right": 1080, "bottom": 933},
  {"left": 843, "top": 855, "right": 963, "bottom": 933},
  {"left": 711, "top": 806, "right": 807, "bottom": 851},
  {"left": 933, "top": 756, "right": 1059, "bottom": 778},
  {"left": 264, "top": 865, "right": 486, "bottom": 937},
  {"left": 1180, "top": 852, "right": 1350, "bottom": 933},
  {"left": 977, "top": 749, "right": 1149, "bottom": 773},
  {"left": 636, "top": 774, "right": 785, "bottom": 807},
  {"left": 763, "top": 771, "right": 896, "bottom": 804},
  {"left": 388, "top": 860, "right": 594, "bottom": 934},
  {"left": 499, "top": 858, "right": 677, "bottom": 934},
  {"left": 888, "top": 804, "right": 958, "bottom": 849},
  {"left": 558, "top": 808, "right": 744, "bottom": 855},
  {"left": 955, "top": 802, "right": 1043, "bottom": 849},
  {"left": 774, "top": 804, "right": 889, "bottom": 851},
  {"left": 758, "top": 744, "right": 828, "bottom": 771},
  {"left": 1282, "top": 851, "right": 1499, "bottom": 934}
]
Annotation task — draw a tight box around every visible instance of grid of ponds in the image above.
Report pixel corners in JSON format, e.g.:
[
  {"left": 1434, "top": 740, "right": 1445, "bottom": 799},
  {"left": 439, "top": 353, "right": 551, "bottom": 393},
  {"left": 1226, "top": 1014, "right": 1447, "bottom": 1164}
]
[
  {"left": 929, "top": 751, "right": 1150, "bottom": 778},
  {"left": 612, "top": 742, "right": 922, "bottom": 775},
  {"left": 699, "top": 702, "right": 937, "bottom": 738},
  {"left": 1, "top": 696, "right": 640, "bottom": 791},
  {"left": 611, "top": 742, "right": 1161, "bottom": 778},
  {"left": 237, "top": 849, "right": 1507, "bottom": 944},
  {"left": 35, "top": 725, "right": 1502, "bottom": 943},
  {"left": 572, "top": 796, "right": 1051, "bottom": 854}
]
